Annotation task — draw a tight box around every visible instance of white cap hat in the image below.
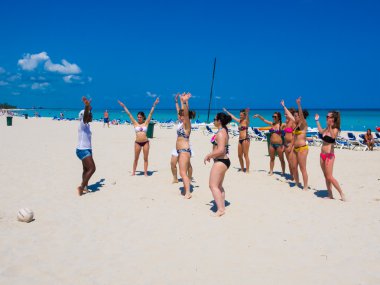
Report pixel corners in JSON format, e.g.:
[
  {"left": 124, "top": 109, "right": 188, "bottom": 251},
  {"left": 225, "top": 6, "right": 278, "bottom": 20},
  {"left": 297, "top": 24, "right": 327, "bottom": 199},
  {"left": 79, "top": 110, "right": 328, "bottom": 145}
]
[{"left": 79, "top": 110, "right": 85, "bottom": 120}]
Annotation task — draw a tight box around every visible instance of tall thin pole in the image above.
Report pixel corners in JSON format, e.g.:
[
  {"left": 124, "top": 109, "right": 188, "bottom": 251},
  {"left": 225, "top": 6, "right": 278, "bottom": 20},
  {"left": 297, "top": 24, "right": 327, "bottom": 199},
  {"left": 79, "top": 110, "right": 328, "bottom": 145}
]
[{"left": 207, "top": 58, "right": 216, "bottom": 124}]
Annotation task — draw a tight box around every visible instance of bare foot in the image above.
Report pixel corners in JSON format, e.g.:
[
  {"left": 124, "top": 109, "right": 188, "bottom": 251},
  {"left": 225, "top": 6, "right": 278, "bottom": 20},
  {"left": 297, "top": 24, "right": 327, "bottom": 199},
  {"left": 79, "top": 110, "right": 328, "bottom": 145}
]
[
  {"left": 77, "top": 186, "right": 84, "bottom": 196},
  {"left": 212, "top": 210, "right": 225, "bottom": 217},
  {"left": 131, "top": 172, "right": 136, "bottom": 176},
  {"left": 172, "top": 178, "right": 179, "bottom": 184},
  {"left": 340, "top": 194, "right": 347, "bottom": 202},
  {"left": 303, "top": 186, "right": 308, "bottom": 191},
  {"left": 144, "top": 172, "right": 148, "bottom": 177},
  {"left": 268, "top": 171, "right": 273, "bottom": 176},
  {"left": 184, "top": 193, "right": 192, "bottom": 199}
]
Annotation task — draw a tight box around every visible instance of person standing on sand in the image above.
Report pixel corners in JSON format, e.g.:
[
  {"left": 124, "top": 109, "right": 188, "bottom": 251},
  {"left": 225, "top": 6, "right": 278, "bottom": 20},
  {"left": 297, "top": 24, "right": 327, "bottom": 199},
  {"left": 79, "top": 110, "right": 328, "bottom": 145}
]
[
  {"left": 76, "top": 96, "right": 96, "bottom": 196},
  {"left": 280, "top": 100, "right": 297, "bottom": 180},
  {"left": 117, "top": 97, "right": 159, "bottom": 176},
  {"left": 103, "top": 110, "right": 110, "bottom": 128},
  {"left": 170, "top": 93, "right": 194, "bottom": 184},
  {"left": 204, "top": 112, "right": 232, "bottom": 217},
  {"left": 253, "top": 112, "right": 286, "bottom": 176},
  {"left": 289, "top": 97, "right": 309, "bottom": 190},
  {"left": 223, "top": 107, "right": 251, "bottom": 173},
  {"left": 315, "top": 111, "right": 346, "bottom": 201},
  {"left": 175, "top": 93, "right": 195, "bottom": 199}
]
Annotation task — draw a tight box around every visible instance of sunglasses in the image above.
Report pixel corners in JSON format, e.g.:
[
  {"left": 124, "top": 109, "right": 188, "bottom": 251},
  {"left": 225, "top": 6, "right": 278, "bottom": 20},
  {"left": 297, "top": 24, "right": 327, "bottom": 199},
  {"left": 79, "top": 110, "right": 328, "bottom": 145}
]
[
  {"left": 214, "top": 118, "right": 218, "bottom": 121},
  {"left": 272, "top": 116, "right": 278, "bottom": 118},
  {"left": 326, "top": 116, "right": 333, "bottom": 119}
]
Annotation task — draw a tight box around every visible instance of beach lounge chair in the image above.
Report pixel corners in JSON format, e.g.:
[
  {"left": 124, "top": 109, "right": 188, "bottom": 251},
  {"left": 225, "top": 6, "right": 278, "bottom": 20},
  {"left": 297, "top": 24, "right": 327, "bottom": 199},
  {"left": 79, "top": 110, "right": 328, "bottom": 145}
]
[
  {"left": 251, "top": 127, "right": 267, "bottom": 141},
  {"left": 346, "top": 132, "right": 368, "bottom": 151},
  {"left": 335, "top": 137, "right": 352, "bottom": 150},
  {"left": 203, "top": 125, "right": 215, "bottom": 136}
]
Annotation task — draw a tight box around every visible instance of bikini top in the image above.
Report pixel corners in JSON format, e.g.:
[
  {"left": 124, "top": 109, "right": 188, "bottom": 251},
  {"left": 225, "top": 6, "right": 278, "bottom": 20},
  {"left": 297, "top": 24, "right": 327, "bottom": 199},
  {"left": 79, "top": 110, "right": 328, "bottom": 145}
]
[
  {"left": 177, "top": 122, "right": 190, "bottom": 139},
  {"left": 293, "top": 126, "right": 303, "bottom": 135},
  {"left": 239, "top": 125, "right": 248, "bottom": 132},
  {"left": 135, "top": 125, "right": 147, "bottom": 133},
  {"left": 322, "top": 135, "right": 336, "bottom": 144},
  {"left": 211, "top": 128, "right": 229, "bottom": 154},
  {"left": 284, "top": 127, "right": 293, "bottom": 134},
  {"left": 269, "top": 128, "right": 284, "bottom": 136}
]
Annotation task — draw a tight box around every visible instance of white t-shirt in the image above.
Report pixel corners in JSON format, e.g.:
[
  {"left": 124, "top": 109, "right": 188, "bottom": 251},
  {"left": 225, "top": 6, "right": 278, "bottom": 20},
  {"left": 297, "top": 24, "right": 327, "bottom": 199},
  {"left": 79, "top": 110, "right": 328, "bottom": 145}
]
[{"left": 77, "top": 120, "right": 92, "bottom": 149}]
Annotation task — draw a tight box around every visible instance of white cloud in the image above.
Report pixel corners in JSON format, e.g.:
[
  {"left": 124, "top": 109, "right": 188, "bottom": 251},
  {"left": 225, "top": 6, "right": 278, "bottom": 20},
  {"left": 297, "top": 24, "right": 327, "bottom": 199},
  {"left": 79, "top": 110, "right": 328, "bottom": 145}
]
[
  {"left": 18, "top": 52, "right": 49, "bottom": 71},
  {"left": 17, "top": 52, "right": 82, "bottom": 75},
  {"left": 45, "top": 59, "right": 81, "bottom": 74},
  {"left": 0, "top": 67, "right": 5, "bottom": 74},
  {"left": 146, "top": 91, "right": 157, "bottom": 98},
  {"left": 0, "top": 80, "right": 9, "bottom": 86},
  {"left": 18, "top": 84, "right": 28, "bottom": 88},
  {"left": 215, "top": 96, "right": 221, "bottom": 100},
  {"left": 31, "top": 82, "right": 50, "bottom": 90},
  {"left": 7, "top": 73, "right": 21, "bottom": 82},
  {"left": 63, "top": 75, "right": 81, "bottom": 83}
]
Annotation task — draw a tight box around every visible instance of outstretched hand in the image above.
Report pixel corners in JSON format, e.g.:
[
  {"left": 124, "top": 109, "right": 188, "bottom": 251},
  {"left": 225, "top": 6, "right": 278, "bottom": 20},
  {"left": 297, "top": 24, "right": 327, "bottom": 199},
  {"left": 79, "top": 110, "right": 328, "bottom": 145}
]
[
  {"left": 181, "top": 92, "right": 191, "bottom": 103},
  {"left": 153, "top": 97, "right": 160, "bottom": 106},
  {"left": 223, "top": 107, "right": 227, "bottom": 113},
  {"left": 175, "top": 93, "right": 180, "bottom": 102},
  {"left": 296, "top": 97, "right": 302, "bottom": 104},
  {"left": 280, "top": 100, "right": 285, "bottom": 107},
  {"left": 82, "top": 96, "right": 91, "bottom": 106},
  {"left": 117, "top": 100, "right": 125, "bottom": 107},
  {"left": 315, "top": 114, "right": 319, "bottom": 121},
  {"left": 253, "top": 114, "right": 259, "bottom": 119}
]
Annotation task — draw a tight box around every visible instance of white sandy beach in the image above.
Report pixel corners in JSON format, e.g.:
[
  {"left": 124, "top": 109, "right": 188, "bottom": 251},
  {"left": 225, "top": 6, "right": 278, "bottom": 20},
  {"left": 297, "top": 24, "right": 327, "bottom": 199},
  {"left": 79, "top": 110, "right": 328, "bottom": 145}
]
[{"left": 1, "top": 116, "right": 380, "bottom": 285}]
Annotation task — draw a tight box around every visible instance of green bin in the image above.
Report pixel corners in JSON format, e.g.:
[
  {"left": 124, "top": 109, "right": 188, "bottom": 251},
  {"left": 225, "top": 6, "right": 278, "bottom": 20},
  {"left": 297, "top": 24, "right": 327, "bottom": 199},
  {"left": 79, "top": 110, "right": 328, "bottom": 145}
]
[
  {"left": 6, "top": 116, "right": 13, "bottom": 126},
  {"left": 147, "top": 122, "right": 155, "bottom": 138}
]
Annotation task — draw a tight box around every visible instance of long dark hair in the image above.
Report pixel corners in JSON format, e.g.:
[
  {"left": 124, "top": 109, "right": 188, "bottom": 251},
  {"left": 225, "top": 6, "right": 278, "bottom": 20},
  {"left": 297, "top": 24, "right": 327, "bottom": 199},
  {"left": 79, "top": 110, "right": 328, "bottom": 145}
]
[
  {"left": 273, "top": 112, "right": 282, "bottom": 126},
  {"left": 137, "top": 111, "right": 146, "bottom": 121},
  {"left": 216, "top": 112, "right": 232, "bottom": 133},
  {"left": 178, "top": 109, "right": 196, "bottom": 119},
  {"left": 329, "top": 110, "right": 341, "bottom": 130}
]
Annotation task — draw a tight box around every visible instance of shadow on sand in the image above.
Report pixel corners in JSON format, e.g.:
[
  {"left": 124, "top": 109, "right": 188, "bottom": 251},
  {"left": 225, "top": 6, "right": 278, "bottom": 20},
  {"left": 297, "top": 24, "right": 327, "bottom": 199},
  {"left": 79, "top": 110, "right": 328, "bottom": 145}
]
[
  {"left": 207, "top": 200, "right": 231, "bottom": 213},
  {"left": 88, "top": 178, "right": 106, "bottom": 192},
  {"left": 135, "top": 170, "right": 158, "bottom": 176}
]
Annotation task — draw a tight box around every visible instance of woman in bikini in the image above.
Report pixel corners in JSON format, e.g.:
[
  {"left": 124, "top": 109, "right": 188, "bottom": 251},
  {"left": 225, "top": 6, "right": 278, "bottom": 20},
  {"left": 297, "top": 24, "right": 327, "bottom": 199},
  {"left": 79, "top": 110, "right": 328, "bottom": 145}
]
[
  {"left": 315, "top": 111, "right": 346, "bottom": 201},
  {"left": 223, "top": 108, "right": 251, "bottom": 173},
  {"left": 204, "top": 112, "right": 232, "bottom": 217},
  {"left": 117, "top": 97, "right": 159, "bottom": 176},
  {"left": 285, "top": 97, "right": 309, "bottom": 190},
  {"left": 171, "top": 93, "right": 194, "bottom": 183},
  {"left": 280, "top": 100, "right": 297, "bottom": 180},
  {"left": 253, "top": 112, "right": 286, "bottom": 176},
  {"left": 364, "top": 129, "right": 375, "bottom": 151},
  {"left": 176, "top": 93, "right": 194, "bottom": 199}
]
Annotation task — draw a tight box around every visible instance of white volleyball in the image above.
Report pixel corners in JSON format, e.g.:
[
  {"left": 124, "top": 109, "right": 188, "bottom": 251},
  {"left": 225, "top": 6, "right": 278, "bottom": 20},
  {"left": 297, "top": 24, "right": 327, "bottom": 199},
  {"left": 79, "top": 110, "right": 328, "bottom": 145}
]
[{"left": 17, "top": 208, "right": 34, "bottom": 223}]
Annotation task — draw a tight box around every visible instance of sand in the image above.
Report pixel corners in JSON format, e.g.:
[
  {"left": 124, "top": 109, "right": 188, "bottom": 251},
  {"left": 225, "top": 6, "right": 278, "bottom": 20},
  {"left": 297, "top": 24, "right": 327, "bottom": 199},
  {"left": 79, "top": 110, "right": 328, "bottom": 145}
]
[{"left": 1, "top": 116, "right": 380, "bottom": 285}]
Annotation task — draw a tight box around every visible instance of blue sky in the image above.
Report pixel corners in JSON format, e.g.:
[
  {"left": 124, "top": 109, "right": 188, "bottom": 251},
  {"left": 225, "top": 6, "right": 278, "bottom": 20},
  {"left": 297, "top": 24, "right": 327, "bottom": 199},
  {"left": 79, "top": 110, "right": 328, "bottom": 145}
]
[{"left": 0, "top": 0, "right": 379, "bottom": 109}]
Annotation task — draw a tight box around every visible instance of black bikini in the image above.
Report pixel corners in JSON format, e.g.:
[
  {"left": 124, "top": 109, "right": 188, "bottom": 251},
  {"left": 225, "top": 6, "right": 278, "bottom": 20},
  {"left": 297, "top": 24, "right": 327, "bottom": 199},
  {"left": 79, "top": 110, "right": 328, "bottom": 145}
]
[{"left": 211, "top": 128, "right": 230, "bottom": 169}]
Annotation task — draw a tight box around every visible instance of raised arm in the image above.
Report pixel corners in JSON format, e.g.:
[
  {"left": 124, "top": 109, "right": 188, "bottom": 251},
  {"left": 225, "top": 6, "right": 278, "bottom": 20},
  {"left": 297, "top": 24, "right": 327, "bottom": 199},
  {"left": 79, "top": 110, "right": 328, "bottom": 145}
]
[
  {"left": 82, "top": 96, "right": 92, "bottom": 124},
  {"left": 281, "top": 100, "right": 295, "bottom": 122},
  {"left": 245, "top": 108, "right": 250, "bottom": 127},
  {"left": 252, "top": 114, "right": 272, "bottom": 126},
  {"left": 314, "top": 114, "right": 324, "bottom": 134},
  {"left": 175, "top": 93, "right": 180, "bottom": 119},
  {"left": 117, "top": 100, "right": 137, "bottom": 124},
  {"left": 223, "top": 108, "right": 240, "bottom": 122},
  {"left": 180, "top": 92, "right": 191, "bottom": 130},
  {"left": 296, "top": 97, "right": 305, "bottom": 122},
  {"left": 145, "top": 97, "right": 159, "bottom": 125}
]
